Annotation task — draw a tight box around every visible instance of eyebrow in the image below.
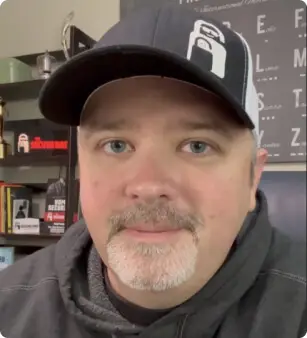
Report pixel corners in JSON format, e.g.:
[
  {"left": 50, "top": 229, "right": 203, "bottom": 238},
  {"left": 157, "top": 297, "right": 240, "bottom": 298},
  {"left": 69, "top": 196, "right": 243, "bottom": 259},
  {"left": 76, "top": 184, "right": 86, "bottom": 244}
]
[
  {"left": 80, "top": 118, "right": 134, "bottom": 132},
  {"left": 80, "top": 116, "right": 235, "bottom": 141},
  {"left": 79, "top": 117, "right": 134, "bottom": 140},
  {"left": 174, "top": 120, "right": 234, "bottom": 139}
]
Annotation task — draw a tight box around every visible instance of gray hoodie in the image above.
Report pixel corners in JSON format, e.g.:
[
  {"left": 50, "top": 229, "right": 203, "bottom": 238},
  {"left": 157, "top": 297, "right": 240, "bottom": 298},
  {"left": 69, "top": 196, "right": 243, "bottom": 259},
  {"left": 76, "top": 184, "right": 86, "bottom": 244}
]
[{"left": 0, "top": 191, "right": 305, "bottom": 338}]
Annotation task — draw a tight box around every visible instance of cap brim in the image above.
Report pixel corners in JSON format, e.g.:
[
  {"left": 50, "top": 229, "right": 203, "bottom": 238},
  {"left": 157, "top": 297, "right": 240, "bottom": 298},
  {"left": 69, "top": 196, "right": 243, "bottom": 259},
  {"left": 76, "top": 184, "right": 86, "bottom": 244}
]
[{"left": 39, "top": 45, "right": 254, "bottom": 128}]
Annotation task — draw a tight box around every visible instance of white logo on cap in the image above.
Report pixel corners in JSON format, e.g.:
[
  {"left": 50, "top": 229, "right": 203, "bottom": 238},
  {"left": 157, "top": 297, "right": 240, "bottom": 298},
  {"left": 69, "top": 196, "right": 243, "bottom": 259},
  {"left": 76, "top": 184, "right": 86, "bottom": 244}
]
[{"left": 187, "top": 20, "right": 227, "bottom": 79}]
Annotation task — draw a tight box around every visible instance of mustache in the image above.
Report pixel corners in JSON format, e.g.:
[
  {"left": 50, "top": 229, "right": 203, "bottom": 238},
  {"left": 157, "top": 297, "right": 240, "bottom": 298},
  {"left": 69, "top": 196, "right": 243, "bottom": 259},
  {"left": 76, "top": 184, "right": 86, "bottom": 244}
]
[{"left": 107, "top": 201, "right": 203, "bottom": 242}]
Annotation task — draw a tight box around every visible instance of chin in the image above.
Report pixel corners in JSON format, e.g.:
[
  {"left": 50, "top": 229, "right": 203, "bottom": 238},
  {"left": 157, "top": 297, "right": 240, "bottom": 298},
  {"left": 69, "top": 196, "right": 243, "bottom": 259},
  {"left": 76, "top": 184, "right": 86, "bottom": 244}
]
[{"left": 106, "top": 235, "right": 198, "bottom": 292}]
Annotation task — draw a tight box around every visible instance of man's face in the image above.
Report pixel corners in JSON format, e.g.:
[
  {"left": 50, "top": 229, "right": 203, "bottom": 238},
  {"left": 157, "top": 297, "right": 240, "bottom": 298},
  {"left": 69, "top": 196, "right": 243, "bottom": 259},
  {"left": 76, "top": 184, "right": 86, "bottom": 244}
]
[{"left": 78, "top": 76, "right": 266, "bottom": 293}]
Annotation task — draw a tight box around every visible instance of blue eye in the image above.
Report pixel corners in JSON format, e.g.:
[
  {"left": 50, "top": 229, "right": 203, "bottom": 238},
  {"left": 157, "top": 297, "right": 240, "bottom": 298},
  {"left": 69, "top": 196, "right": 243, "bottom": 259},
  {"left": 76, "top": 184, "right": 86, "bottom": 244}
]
[
  {"left": 182, "top": 141, "right": 210, "bottom": 154},
  {"left": 103, "top": 140, "right": 132, "bottom": 154}
]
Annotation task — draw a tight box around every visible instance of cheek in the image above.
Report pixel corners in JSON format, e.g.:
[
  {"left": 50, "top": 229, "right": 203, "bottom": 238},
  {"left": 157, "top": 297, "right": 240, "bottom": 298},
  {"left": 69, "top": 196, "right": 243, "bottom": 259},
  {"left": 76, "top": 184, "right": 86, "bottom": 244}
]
[
  {"left": 189, "top": 163, "right": 252, "bottom": 235},
  {"left": 78, "top": 151, "right": 114, "bottom": 210},
  {"left": 80, "top": 176, "right": 113, "bottom": 215},
  {"left": 192, "top": 172, "right": 252, "bottom": 262},
  {"left": 78, "top": 162, "right": 117, "bottom": 237}
]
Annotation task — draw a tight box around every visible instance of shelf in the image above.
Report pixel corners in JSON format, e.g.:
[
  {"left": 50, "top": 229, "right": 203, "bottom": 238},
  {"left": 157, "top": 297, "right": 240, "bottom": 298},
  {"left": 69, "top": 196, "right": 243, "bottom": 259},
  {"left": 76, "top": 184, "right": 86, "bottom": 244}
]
[
  {"left": 15, "top": 46, "right": 89, "bottom": 66},
  {"left": 16, "top": 50, "right": 67, "bottom": 66},
  {"left": 0, "top": 26, "right": 96, "bottom": 103},
  {"left": 3, "top": 183, "right": 48, "bottom": 192},
  {"left": 0, "top": 233, "right": 61, "bottom": 248},
  {"left": 23, "top": 183, "right": 47, "bottom": 192},
  {"left": 0, "top": 154, "right": 67, "bottom": 167},
  {"left": 0, "top": 79, "right": 45, "bottom": 101}
]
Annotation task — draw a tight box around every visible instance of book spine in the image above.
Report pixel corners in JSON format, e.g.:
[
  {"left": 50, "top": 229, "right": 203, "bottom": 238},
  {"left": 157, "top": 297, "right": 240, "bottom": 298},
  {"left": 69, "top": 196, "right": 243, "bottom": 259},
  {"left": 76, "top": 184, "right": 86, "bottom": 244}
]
[
  {"left": 0, "top": 186, "right": 3, "bottom": 233},
  {"left": 6, "top": 187, "right": 12, "bottom": 234}
]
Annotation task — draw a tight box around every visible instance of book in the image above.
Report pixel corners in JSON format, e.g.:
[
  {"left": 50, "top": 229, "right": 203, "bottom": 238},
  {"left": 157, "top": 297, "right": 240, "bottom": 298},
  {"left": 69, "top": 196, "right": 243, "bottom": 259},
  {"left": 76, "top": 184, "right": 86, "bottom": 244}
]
[
  {"left": 42, "top": 178, "right": 80, "bottom": 235},
  {"left": 0, "top": 182, "right": 32, "bottom": 234},
  {"left": 13, "top": 218, "right": 40, "bottom": 235},
  {"left": 0, "top": 247, "right": 15, "bottom": 271},
  {"left": 0, "top": 182, "right": 20, "bottom": 233},
  {"left": 5, "top": 185, "right": 32, "bottom": 234}
]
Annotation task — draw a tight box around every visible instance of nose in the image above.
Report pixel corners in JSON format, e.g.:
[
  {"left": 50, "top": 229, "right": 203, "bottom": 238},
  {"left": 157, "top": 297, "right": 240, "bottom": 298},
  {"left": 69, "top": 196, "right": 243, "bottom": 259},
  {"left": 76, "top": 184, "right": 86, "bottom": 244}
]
[{"left": 124, "top": 161, "right": 178, "bottom": 203}]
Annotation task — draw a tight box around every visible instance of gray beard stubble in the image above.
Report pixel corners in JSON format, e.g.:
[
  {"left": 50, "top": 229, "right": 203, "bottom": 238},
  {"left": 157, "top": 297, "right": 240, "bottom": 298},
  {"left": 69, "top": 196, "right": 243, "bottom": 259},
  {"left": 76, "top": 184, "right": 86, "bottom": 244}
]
[{"left": 107, "top": 201, "right": 203, "bottom": 245}]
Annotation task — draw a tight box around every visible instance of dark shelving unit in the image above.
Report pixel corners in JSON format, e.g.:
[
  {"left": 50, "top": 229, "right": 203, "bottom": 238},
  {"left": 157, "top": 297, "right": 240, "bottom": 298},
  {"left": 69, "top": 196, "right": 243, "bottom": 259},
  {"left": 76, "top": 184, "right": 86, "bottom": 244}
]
[
  {"left": 0, "top": 154, "right": 67, "bottom": 167},
  {"left": 0, "top": 25, "right": 96, "bottom": 252},
  {"left": 16, "top": 50, "right": 67, "bottom": 65},
  {"left": 0, "top": 233, "right": 61, "bottom": 248},
  {"left": 16, "top": 46, "right": 90, "bottom": 66},
  {"left": 23, "top": 183, "right": 47, "bottom": 193},
  {"left": 0, "top": 79, "right": 45, "bottom": 101}
]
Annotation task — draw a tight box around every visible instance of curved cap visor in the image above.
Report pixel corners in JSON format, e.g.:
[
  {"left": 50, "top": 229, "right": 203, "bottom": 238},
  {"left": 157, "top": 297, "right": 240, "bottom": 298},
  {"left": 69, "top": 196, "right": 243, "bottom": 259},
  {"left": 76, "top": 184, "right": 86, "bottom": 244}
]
[{"left": 38, "top": 45, "right": 255, "bottom": 128}]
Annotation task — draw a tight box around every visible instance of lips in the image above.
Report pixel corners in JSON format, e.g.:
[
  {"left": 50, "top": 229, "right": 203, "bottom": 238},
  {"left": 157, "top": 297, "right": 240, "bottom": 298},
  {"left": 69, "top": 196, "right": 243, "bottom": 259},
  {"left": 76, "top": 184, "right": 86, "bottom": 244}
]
[
  {"left": 124, "top": 224, "right": 179, "bottom": 233},
  {"left": 121, "top": 227, "right": 183, "bottom": 243}
]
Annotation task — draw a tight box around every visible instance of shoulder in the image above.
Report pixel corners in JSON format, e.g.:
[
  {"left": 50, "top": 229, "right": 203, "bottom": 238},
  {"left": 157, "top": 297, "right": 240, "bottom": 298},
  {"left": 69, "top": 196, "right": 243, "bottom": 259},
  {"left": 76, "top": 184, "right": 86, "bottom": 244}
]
[
  {"left": 0, "top": 221, "right": 89, "bottom": 336},
  {"left": 0, "top": 244, "right": 60, "bottom": 333},
  {"left": 239, "top": 228, "right": 306, "bottom": 336},
  {"left": 262, "top": 228, "right": 306, "bottom": 285},
  {"left": 260, "top": 228, "right": 306, "bottom": 329},
  {"left": 0, "top": 244, "right": 58, "bottom": 293},
  {"left": 0, "top": 221, "right": 88, "bottom": 292}
]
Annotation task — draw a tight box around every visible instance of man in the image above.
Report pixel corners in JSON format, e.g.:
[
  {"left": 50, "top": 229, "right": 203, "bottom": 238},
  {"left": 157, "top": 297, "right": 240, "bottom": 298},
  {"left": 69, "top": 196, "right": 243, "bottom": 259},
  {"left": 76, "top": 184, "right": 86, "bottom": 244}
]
[{"left": 0, "top": 4, "right": 305, "bottom": 338}]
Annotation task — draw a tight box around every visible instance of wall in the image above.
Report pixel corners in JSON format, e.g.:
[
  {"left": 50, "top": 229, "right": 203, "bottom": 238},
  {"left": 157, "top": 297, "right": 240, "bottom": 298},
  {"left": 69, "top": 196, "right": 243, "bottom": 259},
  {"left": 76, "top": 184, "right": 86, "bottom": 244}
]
[{"left": 0, "top": 0, "right": 119, "bottom": 57}]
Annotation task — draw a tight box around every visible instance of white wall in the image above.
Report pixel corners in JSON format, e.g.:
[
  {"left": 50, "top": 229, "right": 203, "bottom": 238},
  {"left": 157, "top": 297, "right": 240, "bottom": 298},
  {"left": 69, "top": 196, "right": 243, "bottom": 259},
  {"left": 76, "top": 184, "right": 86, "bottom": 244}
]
[{"left": 0, "top": 0, "right": 119, "bottom": 57}]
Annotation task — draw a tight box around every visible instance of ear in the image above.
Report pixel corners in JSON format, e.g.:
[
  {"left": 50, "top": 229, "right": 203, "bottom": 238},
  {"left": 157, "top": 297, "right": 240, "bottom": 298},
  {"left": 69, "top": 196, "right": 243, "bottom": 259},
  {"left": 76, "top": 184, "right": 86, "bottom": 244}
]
[{"left": 249, "top": 148, "right": 268, "bottom": 211}]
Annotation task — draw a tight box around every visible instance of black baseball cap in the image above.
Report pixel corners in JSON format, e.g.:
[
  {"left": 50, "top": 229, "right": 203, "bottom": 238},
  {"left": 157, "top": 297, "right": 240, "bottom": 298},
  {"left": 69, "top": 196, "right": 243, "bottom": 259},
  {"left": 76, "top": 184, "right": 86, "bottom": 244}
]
[{"left": 38, "top": 3, "right": 259, "bottom": 133}]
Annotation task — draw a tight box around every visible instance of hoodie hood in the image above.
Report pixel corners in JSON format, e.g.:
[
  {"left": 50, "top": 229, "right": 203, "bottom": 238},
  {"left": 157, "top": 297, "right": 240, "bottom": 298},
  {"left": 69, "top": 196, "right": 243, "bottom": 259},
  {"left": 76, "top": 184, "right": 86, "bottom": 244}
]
[{"left": 55, "top": 190, "right": 273, "bottom": 336}]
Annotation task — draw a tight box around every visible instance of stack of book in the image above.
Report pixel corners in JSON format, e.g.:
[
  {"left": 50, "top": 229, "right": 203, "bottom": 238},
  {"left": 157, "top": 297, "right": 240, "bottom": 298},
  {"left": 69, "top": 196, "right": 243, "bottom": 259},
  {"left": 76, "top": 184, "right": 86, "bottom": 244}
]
[
  {"left": 0, "top": 182, "right": 34, "bottom": 234},
  {"left": 0, "top": 178, "right": 81, "bottom": 236}
]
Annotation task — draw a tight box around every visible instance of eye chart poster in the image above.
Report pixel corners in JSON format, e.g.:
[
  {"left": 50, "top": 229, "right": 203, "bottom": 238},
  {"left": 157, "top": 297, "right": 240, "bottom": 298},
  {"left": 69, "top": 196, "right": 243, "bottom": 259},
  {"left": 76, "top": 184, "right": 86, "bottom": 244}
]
[{"left": 120, "top": 0, "right": 306, "bottom": 163}]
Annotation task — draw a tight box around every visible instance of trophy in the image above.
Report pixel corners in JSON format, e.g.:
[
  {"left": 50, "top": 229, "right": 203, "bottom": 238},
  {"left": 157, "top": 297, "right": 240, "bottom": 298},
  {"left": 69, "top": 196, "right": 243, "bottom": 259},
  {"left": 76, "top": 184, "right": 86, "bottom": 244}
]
[
  {"left": 0, "top": 97, "right": 12, "bottom": 159},
  {"left": 61, "top": 11, "right": 75, "bottom": 61}
]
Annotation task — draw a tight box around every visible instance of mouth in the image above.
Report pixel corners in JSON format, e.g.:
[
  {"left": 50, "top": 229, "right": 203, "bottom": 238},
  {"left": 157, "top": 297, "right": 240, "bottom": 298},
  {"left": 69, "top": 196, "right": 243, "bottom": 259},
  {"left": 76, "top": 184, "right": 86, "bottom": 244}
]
[{"left": 120, "top": 225, "right": 185, "bottom": 242}]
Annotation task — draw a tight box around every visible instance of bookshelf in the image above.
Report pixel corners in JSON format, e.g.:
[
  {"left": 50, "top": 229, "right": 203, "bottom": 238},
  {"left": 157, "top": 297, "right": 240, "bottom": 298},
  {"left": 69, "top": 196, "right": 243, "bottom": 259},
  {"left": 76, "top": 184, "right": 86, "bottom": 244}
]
[
  {"left": 0, "top": 26, "right": 96, "bottom": 255},
  {"left": 0, "top": 79, "right": 45, "bottom": 101},
  {"left": 0, "top": 154, "right": 68, "bottom": 167},
  {"left": 0, "top": 233, "right": 61, "bottom": 248}
]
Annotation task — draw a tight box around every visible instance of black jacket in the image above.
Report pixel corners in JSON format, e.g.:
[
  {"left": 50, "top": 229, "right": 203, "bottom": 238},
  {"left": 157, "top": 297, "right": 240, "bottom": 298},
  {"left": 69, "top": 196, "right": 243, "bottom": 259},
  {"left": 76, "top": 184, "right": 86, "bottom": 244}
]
[{"left": 0, "top": 192, "right": 306, "bottom": 338}]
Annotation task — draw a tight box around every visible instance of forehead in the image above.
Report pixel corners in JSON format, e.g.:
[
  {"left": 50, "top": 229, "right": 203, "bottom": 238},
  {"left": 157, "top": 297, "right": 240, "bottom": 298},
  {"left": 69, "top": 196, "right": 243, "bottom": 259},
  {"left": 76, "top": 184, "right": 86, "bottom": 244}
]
[{"left": 80, "top": 76, "right": 241, "bottom": 129}]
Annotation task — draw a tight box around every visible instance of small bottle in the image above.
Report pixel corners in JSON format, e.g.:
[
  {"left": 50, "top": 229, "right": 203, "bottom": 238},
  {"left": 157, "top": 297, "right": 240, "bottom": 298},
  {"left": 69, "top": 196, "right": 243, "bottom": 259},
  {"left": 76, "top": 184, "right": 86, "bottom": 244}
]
[{"left": 36, "top": 51, "right": 57, "bottom": 79}]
